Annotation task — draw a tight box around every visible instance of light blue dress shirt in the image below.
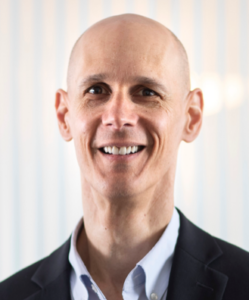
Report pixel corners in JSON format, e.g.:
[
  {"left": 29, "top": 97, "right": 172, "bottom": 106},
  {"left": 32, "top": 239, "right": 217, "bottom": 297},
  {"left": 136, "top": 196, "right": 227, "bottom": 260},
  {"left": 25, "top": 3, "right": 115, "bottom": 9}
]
[{"left": 69, "top": 208, "right": 180, "bottom": 300}]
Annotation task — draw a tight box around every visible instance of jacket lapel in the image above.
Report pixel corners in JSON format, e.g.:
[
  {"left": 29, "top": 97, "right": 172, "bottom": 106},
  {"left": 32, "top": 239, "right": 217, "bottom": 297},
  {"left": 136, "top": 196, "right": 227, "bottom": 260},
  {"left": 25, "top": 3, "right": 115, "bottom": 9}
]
[
  {"left": 167, "top": 209, "right": 228, "bottom": 300},
  {"left": 26, "top": 237, "right": 72, "bottom": 300}
]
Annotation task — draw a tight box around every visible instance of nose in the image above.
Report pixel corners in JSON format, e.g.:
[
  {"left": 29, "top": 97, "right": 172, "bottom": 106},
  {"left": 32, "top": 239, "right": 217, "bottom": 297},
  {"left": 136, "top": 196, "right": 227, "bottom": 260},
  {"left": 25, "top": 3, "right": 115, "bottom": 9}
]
[{"left": 102, "top": 92, "right": 139, "bottom": 130}]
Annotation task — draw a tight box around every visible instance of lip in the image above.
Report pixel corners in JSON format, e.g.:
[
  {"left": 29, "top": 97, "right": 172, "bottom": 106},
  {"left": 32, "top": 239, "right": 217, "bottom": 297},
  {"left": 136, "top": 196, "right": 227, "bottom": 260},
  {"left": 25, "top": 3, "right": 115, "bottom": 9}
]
[{"left": 96, "top": 142, "right": 146, "bottom": 148}]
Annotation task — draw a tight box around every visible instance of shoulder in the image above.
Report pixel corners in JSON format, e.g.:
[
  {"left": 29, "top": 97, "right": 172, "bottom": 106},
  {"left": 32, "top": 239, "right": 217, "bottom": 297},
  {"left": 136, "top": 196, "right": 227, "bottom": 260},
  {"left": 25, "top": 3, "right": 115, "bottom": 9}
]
[
  {"left": 0, "top": 259, "right": 44, "bottom": 300},
  {"left": 0, "top": 237, "right": 71, "bottom": 300},
  {"left": 214, "top": 236, "right": 249, "bottom": 261},
  {"left": 177, "top": 208, "right": 249, "bottom": 269},
  {"left": 211, "top": 236, "right": 249, "bottom": 277},
  {"left": 177, "top": 209, "right": 249, "bottom": 297}
]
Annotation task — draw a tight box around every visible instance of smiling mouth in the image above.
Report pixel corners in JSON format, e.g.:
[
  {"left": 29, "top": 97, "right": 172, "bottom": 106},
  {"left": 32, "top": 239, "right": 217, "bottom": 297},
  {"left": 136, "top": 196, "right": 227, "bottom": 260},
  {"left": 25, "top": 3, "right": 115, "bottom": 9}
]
[{"left": 99, "top": 146, "right": 145, "bottom": 155}]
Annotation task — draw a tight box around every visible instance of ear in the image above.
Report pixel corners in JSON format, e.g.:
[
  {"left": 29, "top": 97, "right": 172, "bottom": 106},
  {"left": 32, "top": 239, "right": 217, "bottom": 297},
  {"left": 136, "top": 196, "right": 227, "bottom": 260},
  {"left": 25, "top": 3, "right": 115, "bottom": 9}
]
[
  {"left": 182, "top": 88, "right": 204, "bottom": 143},
  {"left": 55, "top": 89, "right": 72, "bottom": 141}
]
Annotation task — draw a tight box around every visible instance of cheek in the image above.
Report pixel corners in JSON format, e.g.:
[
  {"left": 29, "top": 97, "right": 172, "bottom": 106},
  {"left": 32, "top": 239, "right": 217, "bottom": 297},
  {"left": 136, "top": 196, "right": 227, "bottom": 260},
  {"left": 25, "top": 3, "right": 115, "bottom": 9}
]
[
  {"left": 150, "top": 107, "right": 184, "bottom": 152},
  {"left": 69, "top": 103, "right": 97, "bottom": 139},
  {"left": 69, "top": 110, "right": 99, "bottom": 166}
]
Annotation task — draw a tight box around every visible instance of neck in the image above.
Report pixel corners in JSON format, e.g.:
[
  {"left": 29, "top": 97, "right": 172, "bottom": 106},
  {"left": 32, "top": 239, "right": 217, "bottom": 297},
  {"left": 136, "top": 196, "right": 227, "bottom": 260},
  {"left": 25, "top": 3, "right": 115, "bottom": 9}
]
[{"left": 77, "top": 176, "right": 175, "bottom": 298}]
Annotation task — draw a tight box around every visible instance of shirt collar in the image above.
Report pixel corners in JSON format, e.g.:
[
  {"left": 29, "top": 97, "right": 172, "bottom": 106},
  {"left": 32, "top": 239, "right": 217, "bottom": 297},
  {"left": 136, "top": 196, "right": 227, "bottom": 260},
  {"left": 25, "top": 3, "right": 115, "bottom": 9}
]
[
  {"left": 69, "top": 208, "right": 180, "bottom": 300},
  {"left": 137, "top": 207, "right": 180, "bottom": 300},
  {"left": 69, "top": 218, "right": 90, "bottom": 300}
]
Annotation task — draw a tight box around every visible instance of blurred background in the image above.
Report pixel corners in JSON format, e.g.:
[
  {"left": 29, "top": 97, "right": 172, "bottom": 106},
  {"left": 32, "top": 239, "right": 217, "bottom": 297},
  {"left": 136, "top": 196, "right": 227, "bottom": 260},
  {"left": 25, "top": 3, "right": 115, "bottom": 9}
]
[{"left": 0, "top": 0, "right": 249, "bottom": 281}]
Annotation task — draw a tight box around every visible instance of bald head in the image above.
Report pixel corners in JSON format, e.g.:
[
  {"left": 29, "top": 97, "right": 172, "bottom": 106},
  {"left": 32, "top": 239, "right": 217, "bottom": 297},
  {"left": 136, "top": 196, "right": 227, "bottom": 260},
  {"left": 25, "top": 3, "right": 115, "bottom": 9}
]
[{"left": 67, "top": 14, "right": 190, "bottom": 94}]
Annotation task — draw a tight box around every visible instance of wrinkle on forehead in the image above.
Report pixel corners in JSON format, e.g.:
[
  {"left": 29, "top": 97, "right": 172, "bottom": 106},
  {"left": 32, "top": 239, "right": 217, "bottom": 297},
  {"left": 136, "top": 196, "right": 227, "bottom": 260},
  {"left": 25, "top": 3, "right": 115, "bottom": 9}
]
[{"left": 67, "top": 14, "right": 190, "bottom": 94}]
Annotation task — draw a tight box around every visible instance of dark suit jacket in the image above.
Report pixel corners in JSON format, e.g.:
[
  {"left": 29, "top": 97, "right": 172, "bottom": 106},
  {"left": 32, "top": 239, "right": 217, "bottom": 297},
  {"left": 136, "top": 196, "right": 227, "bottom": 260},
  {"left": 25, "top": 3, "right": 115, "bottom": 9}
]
[{"left": 1, "top": 209, "right": 249, "bottom": 300}]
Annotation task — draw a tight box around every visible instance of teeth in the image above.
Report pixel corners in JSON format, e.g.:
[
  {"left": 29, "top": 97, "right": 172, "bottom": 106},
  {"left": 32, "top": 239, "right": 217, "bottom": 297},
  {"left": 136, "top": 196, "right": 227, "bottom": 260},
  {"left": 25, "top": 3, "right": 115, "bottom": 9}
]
[
  {"left": 131, "top": 146, "right": 137, "bottom": 153},
  {"left": 102, "top": 146, "right": 140, "bottom": 155},
  {"left": 112, "top": 146, "right": 119, "bottom": 155},
  {"left": 119, "top": 147, "right": 126, "bottom": 155}
]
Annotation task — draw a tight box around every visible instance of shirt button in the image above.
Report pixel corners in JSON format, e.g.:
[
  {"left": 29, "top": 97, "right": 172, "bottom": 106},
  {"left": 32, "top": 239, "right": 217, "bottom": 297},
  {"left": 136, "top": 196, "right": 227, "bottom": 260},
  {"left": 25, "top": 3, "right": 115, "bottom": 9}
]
[{"left": 150, "top": 292, "right": 158, "bottom": 300}]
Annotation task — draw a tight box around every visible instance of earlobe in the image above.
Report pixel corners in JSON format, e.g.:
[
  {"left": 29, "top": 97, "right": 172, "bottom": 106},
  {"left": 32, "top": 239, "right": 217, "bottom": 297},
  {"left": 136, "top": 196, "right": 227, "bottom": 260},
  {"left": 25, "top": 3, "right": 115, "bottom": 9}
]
[
  {"left": 182, "top": 88, "right": 204, "bottom": 143},
  {"left": 55, "top": 89, "right": 73, "bottom": 141}
]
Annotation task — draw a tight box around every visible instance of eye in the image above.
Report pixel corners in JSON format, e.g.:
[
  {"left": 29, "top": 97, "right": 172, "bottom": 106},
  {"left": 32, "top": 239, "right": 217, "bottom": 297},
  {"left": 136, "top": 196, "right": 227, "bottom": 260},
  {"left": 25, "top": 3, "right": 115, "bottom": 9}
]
[
  {"left": 138, "top": 88, "right": 157, "bottom": 97},
  {"left": 88, "top": 85, "right": 107, "bottom": 94}
]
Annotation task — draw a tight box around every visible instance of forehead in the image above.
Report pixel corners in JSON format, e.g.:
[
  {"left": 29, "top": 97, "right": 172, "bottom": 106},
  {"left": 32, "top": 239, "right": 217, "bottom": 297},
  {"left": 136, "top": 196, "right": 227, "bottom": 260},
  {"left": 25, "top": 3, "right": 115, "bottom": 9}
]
[{"left": 71, "top": 23, "right": 178, "bottom": 85}]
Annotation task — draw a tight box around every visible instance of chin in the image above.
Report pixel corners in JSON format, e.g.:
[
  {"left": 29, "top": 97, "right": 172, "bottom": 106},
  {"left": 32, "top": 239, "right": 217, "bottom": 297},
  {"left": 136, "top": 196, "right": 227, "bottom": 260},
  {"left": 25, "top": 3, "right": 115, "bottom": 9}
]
[{"left": 100, "top": 179, "right": 140, "bottom": 201}]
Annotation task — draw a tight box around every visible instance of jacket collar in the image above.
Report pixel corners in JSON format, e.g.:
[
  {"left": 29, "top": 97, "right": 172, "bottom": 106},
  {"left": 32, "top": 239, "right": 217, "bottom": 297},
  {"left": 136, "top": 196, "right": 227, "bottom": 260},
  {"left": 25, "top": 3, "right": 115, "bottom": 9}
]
[
  {"left": 28, "top": 237, "right": 72, "bottom": 300},
  {"left": 167, "top": 208, "right": 228, "bottom": 300}
]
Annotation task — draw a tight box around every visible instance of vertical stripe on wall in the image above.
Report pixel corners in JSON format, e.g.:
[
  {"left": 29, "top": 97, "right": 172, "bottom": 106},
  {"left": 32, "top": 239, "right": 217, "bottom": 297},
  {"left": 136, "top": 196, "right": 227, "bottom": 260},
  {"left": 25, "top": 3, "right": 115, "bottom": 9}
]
[
  {"left": 216, "top": 0, "right": 228, "bottom": 241},
  {"left": 0, "top": 0, "right": 15, "bottom": 279},
  {"left": 240, "top": 0, "right": 249, "bottom": 250},
  {"left": 55, "top": 0, "right": 67, "bottom": 244},
  {"left": 10, "top": 0, "right": 21, "bottom": 272},
  {"left": 41, "top": 0, "right": 60, "bottom": 257},
  {"left": 34, "top": 0, "right": 44, "bottom": 260}
]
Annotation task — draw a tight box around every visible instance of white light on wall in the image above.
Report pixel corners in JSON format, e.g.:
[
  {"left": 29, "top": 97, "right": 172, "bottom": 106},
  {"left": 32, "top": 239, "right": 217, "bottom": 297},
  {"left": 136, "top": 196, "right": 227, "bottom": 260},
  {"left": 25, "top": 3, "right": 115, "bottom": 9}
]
[
  {"left": 224, "top": 74, "right": 244, "bottom": 109},
  {"left": 248, "top": 78, "right": 249, "bottom": 98},
  {"left": 190, "top": 72, "right": 199, "bottom": 90},
  {"left": 201, "top": 73, "right": 223, "bottom": 115}
]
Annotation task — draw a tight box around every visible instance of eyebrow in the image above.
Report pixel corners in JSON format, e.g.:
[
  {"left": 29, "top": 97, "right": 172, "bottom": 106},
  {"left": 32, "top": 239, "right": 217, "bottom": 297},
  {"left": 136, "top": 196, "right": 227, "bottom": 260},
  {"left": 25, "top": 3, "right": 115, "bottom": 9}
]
[
  {"left": 78, "top": 74, "right": 169, "bottom": 95},
  {"left": 78, "top": 73, "right": 109, "bottom": 88},
  {"left": 131, "top": 76, "right": 168, "bottom": 93}
]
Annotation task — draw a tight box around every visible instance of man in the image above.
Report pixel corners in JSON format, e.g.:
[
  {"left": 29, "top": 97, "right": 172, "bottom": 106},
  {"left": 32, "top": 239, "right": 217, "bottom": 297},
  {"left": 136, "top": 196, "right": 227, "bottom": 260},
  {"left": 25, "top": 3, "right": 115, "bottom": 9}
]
[{"left": 0, "top": 13, "right": 249, "bottom": 300}]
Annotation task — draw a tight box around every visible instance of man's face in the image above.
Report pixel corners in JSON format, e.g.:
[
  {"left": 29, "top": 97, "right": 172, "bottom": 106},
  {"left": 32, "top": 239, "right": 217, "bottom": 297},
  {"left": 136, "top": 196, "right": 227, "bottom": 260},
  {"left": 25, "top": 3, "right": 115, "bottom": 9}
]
[{"left": 65, "top": 22, "right": 188, "bottom": 201}]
